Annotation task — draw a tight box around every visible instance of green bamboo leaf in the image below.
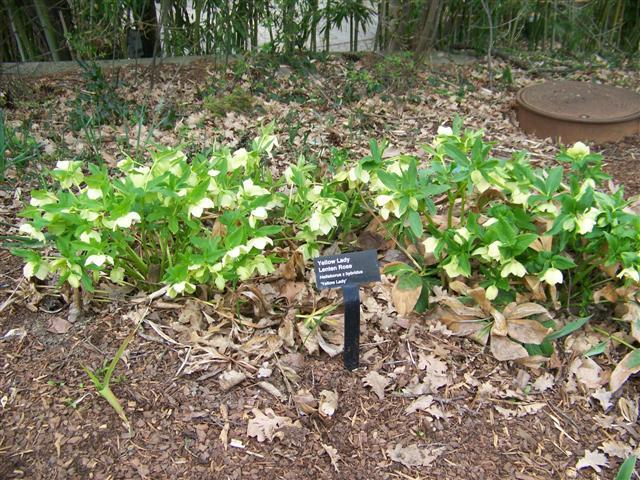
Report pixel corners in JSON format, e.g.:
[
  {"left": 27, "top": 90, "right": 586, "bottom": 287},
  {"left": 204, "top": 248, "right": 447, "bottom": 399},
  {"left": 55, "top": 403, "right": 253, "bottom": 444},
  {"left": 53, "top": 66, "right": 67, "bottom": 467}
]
[
  {"left": 545, "top": 316, "right": 591, "bottom": 342},
  {"left": 615, "top": 455, "right": 637, "bottom": 480},
  {"left": 583, "top": 341, "right": 607, "bottom": 358}
]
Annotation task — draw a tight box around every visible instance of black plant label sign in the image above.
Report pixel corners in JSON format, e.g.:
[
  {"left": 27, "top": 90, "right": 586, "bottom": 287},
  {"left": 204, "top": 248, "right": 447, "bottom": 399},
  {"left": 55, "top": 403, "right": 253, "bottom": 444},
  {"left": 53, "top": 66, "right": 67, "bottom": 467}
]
[{"left": 313, "top": 250, "right": 381, "bottom": 370}]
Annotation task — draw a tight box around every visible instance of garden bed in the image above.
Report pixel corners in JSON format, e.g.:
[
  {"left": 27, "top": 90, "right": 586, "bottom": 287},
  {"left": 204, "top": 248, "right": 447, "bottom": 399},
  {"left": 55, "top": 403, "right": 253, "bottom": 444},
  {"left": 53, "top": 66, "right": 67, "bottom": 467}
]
[{"left": 1, "top": 53, "right": 640, "bottom": 479}]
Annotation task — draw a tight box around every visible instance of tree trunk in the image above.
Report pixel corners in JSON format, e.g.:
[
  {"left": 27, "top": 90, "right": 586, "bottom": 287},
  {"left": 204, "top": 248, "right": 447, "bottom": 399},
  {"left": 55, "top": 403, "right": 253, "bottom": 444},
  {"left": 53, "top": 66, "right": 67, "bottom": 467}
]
[
  {"left": 3, "top": 0, "right": 28, "bottom": 61},
  {"left": 33, "top": 0, "right": 62, "bottom": 61},
  {"left": 387, "top": 0, "right": 411, "bottom": 52},
  {"left": 324, "top": 0, "right": 331, "bottom": 51},
  {"left": 413, "top": 0, "right": 442, "bottom": 54}
]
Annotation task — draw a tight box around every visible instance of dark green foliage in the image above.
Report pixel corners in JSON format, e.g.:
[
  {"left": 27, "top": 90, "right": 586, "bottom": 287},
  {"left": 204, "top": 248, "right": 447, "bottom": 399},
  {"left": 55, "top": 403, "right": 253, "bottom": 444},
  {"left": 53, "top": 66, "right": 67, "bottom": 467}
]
[
  {"left": 67, "top": 61, "right": 129, "bottom": 132},
  {"left": 203, "top": 88, "right": 255, "bottom": 117}
]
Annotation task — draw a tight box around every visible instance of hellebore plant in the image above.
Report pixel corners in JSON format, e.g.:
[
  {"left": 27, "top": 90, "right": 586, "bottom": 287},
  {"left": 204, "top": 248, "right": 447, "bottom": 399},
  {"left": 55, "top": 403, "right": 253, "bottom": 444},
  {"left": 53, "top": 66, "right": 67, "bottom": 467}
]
[{"left": 13, "top": 120, "right": 640, "bottom": 388}]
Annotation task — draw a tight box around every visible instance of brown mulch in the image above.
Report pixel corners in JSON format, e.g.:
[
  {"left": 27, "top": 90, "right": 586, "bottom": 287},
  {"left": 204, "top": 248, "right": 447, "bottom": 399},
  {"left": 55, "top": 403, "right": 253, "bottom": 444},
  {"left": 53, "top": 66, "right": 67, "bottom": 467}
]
[{"left": 2, "top": 55, "right": 640, "bottom": 479}]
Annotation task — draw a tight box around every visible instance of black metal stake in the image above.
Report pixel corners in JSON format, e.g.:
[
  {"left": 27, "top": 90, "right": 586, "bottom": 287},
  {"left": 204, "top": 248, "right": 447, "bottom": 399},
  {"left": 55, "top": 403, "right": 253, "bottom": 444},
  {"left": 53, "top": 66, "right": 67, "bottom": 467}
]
[{"left": 342, "top": 284, "right": 360, "bottom": 371}]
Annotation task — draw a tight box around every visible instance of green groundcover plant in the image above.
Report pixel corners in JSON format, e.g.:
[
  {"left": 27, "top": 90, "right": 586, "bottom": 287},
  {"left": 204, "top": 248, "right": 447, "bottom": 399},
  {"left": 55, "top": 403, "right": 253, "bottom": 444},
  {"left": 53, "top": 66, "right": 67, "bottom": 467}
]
[{"left": 13, "top": 120, "right": 640, "bottom": 390}]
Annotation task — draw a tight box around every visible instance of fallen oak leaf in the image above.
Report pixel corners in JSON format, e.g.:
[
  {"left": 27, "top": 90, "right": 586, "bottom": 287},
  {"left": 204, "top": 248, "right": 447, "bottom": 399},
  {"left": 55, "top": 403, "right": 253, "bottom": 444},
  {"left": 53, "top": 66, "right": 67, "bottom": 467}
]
[
  {"left": 321, "top": 443, "right": 341, "bottom": 473},
  {"left": 405, "top": 395, "right": 434, "bottom": 415},
  {"left": 363, "top": 371, "right": 390, "bottom": 400},
  {"left": 246, "top": 408, "right": 298, "bottom": 442},
  {"left": 576, "top": 449, "right": 609, "bottom": 473}
]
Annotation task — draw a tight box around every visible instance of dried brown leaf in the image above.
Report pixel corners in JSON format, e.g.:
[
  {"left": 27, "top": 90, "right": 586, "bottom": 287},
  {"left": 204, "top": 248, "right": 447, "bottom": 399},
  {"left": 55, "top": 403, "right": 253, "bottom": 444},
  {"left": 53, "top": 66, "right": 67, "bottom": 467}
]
[
  {"left": 363, "top": 371, "right": 390, "bottom": 400},
  {"left": 391, "top": 280, "right": 421, "bottom": 316},
  {"left": 404, "top": 395, "right": 434, "bottom": 415},
  {"left": 218, "top": 370, "right": 246, "bottom": 391},
  {"left": 321, "top": 443, "right": 341, "bottom": 473},
  {"left": 503, "top": 302, "right": 550, "bottom": 320},
  {"left": 507, "top": 319, "right": 552, "bottom": 345},
  {"left": 293, "top": 389, "right": 317, "bottom": 414},
  {"left": 576, "top": 449, "right": 609, "bottom": 473},
  {"left": 319, "top": 390, "right": 338, "bottom": 417},
  {"left": 47, "top": 317, "right": 72, "bottom": 334},
  {"left": 610, "top": 349, "right": 640, "bottom": 392},
  {"left": 490, "top": 309, "right": 508, "bottom": 336},
  {"left": 246, "top": 408, "right": 297, "bottom": 442},
  {"left": 490, "top": 333, "right": 528, "bottom": 361}
]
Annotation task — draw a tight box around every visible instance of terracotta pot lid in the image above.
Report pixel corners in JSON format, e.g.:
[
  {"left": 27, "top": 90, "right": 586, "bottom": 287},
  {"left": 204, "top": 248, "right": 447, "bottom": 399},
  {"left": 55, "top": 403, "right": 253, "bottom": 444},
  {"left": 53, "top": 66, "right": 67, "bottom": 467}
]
[{"left": 517, "top": 81, "right": 640, "bottom": 124}]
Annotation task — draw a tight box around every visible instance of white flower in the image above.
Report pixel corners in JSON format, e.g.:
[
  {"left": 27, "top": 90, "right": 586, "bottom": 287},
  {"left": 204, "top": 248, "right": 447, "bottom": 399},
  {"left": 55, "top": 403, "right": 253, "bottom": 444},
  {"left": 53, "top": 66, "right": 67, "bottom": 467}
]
[
  {"left": 80, "top": 210, "right": 101, "bottom": 222},
  {"left": 540, "top": 267, "right": 563, "bottom": 286},
  {"left": 375, "top": 194, "right": 401, "bottom": 220},
  {"left": 229, "top": 148, "right": 249, "bottom": 171},
  {"left": 576, "top": 208, "right": 601, "bottom": 235},
  {"left": 247, "top": 237, "right": 273, "bottom": 251},
  {"left": 167, "top": 281, "right": 195, "bottom": 298},
  {"left": 309, "top": 210, "right": 337, "bottom": 235},
  {"left": 617, "top": 268, "right": 640, "bottom": 283},
  {"left": 470, "top": 170, "right": 491, "bottom": 193},
  {"left": 23, "top": 261, "right": 49, "bottom": 280},
  {"left": 30, "top": 192, "right": 58, "bottom": 207},
  {"left": 387, "top": 162, "right": 404, "bottom": 176},
  {"left": 225, "top": 245, "right": 250, "bottom": 262},
  {"left": 208, "top": 169, "right": 220, "bottom": 177},
  {"left": 55, "top": 160, "right": 73, "bottom": 171},
  {"left": 510, "top": 186, "right": 530, "bottom": 205},
  {"left": 437, "top": 125, "right": 453, "bottom": 136},
  {"left": 453, "top": 227, "right": 470, "bottom": 244},
  {"left": 240, "top": 179, "right": 269, "bottom": 197},
  {"left": 19, "top": 223, "right": 45, "bottom": 242},
  {"left": 108, "top": 212, "right": 141, "bottom": 230},
  {"left": 422, "top": 237, "right": 439, "bottom": 255},
  {"left": 249, "top": 206, "right": 268, "bottom": 227},
  {"left": 283, "top": 166, "right": 295, "bottom": 185},
  {"left": 567, "top": 141, "right": 590, "bottom": 159},
  {"left": 306, "top": 185, "right": 323, "bottom": 202},
  {"left": 85, "top": 255, "right": 114, "bottom": 267},
  {"left": 348, "top": 164, "right": 370, "bottom": 184},
  {"left": 86, "top": 187, "right": 103, "bottom": 200},
  {"left": 444, "top": 256, "right": 468, "bottom": 278},
  {"left": 537, "top": 202, "right": 559, "bottom": 216},
  {"left": 188, "top": 197, "right": 215, "bottom": 218},
  {"left": 474, "top": 240, "right": 502, "bottom": 262},
  {"left": 485, "top": 285, "right": 498, "bottom": 301},
  {"left": 483, "top": 217, "right": 498, "bottom": 227},
  {"left": 501, "top": 259, "right": 527, "bottom": 278}
]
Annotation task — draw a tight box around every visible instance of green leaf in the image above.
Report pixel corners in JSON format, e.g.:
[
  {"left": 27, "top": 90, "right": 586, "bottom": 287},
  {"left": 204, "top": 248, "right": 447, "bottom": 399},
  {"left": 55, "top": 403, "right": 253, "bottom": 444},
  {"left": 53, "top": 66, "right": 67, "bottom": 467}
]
[
  {"left": 545, "top": 166, "right": 563, "bottom": 195},
  {"left": 398, "top": 271, "right": 422, "bottom": 290},
  {"left": 169, "top": 217, "right": 178, "bottom": 234},
  {"left": 407, "top": 210, "right": 423, "bottom": 238},
  {"left": 615, "top": 455, "right": 637, "bottom": 480},
  {"left": 545, "top": 316, "right": 591, "bottom": 342},
  {"left": 443, "top": 144, "right": 469, "bottom": 167},
  {"left": 583, "top": 341, "right": 607, "bottom": 358},
  {"left": 551, "top": 255, "right": 576, "bottom": 270},
  {"left": 377, "top": 170, "right": 400, "bottom": 190}
]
